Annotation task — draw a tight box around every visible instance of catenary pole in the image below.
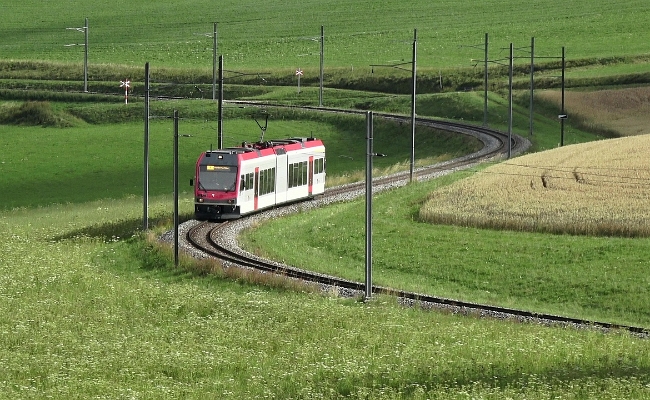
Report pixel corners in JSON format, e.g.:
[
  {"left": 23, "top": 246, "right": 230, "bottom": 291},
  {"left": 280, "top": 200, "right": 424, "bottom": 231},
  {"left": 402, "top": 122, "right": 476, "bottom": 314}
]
[
  {"left": 529, "top": 37, "right": 535, "bottom": 136},
  {"left": 218, "top": 55, "right": 224, "bottom": 149},
  {"left": 65, "top": 18, "right": 89, "bottom": 92},
  {"left": 365, "top": 111, "right": 374, "bottom": 300},
  {"left": 508, "top": 42, "right": 513, "bottom": 158},
  {"left": 483, "top": 32, "right": 489, "bottom": 127},
  {"left": 319, "top": 25, "right": 324, "bottom": 107},
  {"left": 212, "top": 22, "right": 218, "bottom": 100},
  {"left": 143, "top": 62, "right": 150, "bottom": 231},
  {"left": 560, "top": 46, "right": 566, "bottom": 146},
  {"left": 173, "top": 110, "right": 180, "bottom": 267},
  {"left": 409, "top": 28, "right": 417, "bottom": 182},
  {"left": 83, "top": 18, "right": 88, "bottom": 92}
]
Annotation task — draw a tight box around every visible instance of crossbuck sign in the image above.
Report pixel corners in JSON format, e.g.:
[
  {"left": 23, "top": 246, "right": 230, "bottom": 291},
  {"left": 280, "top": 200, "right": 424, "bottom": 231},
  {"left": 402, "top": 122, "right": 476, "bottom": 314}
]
[
  {"left": 120, "top": 79, "right": 130, "bottom": 104},
  {"left": 296, "top": 69, "right": 303, "bottom": 93}
]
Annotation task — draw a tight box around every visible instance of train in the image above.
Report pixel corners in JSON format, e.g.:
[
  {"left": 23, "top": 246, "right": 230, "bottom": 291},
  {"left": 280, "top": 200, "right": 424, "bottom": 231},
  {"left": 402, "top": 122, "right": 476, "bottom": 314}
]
[{"left": 190, "top": 137, "right": 326, "bottom": 220}]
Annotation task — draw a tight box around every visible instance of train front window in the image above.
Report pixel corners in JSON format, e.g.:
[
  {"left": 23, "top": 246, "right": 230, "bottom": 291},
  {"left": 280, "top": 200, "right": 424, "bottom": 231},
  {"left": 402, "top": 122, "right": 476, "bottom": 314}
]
[{"left": 198, "top": 165, "right": 238, "bottom": 191}]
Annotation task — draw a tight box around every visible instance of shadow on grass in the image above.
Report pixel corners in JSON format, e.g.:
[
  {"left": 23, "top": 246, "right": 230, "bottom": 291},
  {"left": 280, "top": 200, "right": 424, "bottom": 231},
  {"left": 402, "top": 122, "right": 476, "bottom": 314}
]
[
  {"left": 336, "top": 356, "right": 650, "bottom": 397},
  {"left": 51, "top": 213, "right": 195, "bottom": 243}
]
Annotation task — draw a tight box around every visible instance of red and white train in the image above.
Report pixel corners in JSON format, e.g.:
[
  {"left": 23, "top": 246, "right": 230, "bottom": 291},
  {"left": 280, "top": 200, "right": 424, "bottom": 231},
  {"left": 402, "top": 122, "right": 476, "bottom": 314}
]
[{"left": 191, "top": 137, "right": 326, "bottom": 220}]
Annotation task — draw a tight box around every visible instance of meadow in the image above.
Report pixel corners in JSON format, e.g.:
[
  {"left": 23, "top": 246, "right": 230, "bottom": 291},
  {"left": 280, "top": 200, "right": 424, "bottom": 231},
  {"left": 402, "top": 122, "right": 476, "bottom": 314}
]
[
  {"left": 3, "top": 0, "right": 650, "bottom": 397},
  {"left": 2, "top": 197, "right": 650, "bottom": 399}
]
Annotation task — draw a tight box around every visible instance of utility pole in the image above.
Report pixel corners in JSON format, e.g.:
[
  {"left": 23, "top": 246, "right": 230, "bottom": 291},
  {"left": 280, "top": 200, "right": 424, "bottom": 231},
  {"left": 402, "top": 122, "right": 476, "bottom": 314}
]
[
  {"left": 218, "top": 55, "right": 224, "bottom": 149},
  {"left": 508, "top": 42, "right": 513, "bottom": 159},
  {"left": 365, "top": 111, "right": 374, "bottom": 300},
  {"left": 319, "top": 25, "right": 324, "bottom": 107},
  {"left": 364, "top": 111, "right": 387, "bottom": 300},
  {"left": 525, "top": 39, "right": 568, "bottom": 138},
  {"left": 83, "top": 17, "right": 88, "bottom": 92},
  {"left": 213, "top": 22, "right": 218, "bottom": 100},
  {"left": 65, "top": 17, "right": 89, "bottom": 92},
  {"left": 196, "top": 23, "right": 219, "bottom": 100},
  {"left": 483, "top": 33, "right": 489, "bottom": 127},
  {"left": 409, "top": 28, "right": 417, "bottom": 183},
  {"left": 529, "top": 37, "right": 535, "bottom": 136},
  {"left": 463, "top": 34, "right": 489, "bottom": 126},
  {"left": 560, "top": 46, "right": 567, "bottom": 146},
  {"left": 143, "top": 62, "right": 150, "bottom": 231},
  {"left": 173, "top": 110, "right": 179, "bottom": 267}
]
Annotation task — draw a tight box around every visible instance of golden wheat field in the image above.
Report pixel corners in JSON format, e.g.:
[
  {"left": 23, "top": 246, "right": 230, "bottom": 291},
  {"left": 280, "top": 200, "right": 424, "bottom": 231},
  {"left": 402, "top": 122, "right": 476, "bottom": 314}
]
[{"left": 420, "top": 134, "right": 650, "bottom": 236}]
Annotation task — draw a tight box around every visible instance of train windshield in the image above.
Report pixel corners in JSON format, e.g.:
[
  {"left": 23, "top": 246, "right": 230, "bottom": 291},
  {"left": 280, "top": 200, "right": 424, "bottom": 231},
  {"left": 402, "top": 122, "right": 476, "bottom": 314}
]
[{"left": 198, "top": 165, "right": 238, "bottom": 192}]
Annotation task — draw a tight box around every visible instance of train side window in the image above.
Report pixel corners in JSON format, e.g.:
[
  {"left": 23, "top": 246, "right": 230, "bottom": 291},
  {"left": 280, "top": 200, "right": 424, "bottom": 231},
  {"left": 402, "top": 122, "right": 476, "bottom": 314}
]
[
  {"left": 240, "top": 172, "right": 254, "bottom": 191},
  {"left": 258, "top": 168, "right": 276, "bottom": 196},
  {"left": 314, "top": 158, "right": 324, "bottom": 174},
  {"left": 289, "top": 161, "right": 308, "bottom": 188}
]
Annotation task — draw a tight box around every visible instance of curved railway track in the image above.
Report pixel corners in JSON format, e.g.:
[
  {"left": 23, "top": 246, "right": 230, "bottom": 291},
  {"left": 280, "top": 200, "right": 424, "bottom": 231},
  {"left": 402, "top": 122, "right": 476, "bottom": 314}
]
[{"left": 180, "top": 107, "right": 648, "bottom": 337}]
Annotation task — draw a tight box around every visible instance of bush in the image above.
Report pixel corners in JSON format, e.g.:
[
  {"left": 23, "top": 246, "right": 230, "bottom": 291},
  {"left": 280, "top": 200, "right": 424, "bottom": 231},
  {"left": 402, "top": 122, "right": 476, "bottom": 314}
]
[{"left": 0, "top": 101, "right": 78, "bottom": 127}]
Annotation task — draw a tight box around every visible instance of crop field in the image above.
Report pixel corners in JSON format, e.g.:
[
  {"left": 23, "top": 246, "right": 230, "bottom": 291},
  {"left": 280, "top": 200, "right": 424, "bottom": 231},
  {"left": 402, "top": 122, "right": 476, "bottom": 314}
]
[{"left": 420, "top": 135, "right": 650, "bottom": 237}]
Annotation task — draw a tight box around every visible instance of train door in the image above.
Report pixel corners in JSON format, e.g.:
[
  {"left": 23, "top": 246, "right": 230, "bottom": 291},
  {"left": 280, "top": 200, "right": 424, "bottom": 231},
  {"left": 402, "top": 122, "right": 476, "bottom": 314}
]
[
  {"left": 254, "top": 167, "right": 259, "bottom": 211},
  {"left": 275, "top": 152, "right": 288, "bottom": 204},
  {"left": 308, "top": 156, "right": 314, "bottom": 196}
]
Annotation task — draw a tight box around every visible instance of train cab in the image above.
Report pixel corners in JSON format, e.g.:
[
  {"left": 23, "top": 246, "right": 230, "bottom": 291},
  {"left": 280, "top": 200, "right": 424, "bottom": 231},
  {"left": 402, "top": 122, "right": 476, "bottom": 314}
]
[{"left": 192, "top": 151, "right": 244, "bottom": 220}]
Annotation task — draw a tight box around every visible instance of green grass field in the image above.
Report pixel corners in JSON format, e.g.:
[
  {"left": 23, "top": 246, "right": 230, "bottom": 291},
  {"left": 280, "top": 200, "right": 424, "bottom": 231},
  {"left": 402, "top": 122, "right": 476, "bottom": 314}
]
[
  {"left": 0, "top": 106, "right": 480, "bottom": 210},
  {"left": 2, "top": 199, "right": 649, "bottom": 399},
  {"left": 4, "top": 0, "right": 650, "bottom": 70},
  {"left": 3, "top": 0, "right": 650, "bottom": 398}
]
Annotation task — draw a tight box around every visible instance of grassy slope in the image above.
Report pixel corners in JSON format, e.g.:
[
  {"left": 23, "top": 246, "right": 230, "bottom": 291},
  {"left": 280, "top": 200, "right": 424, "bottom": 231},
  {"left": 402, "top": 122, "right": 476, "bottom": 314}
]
[
  {"left": 3, "top": 0, "right": 650, "bottom": 69},
  {"left": 0, "top": 104, "right": 481, "bottom": 210}
]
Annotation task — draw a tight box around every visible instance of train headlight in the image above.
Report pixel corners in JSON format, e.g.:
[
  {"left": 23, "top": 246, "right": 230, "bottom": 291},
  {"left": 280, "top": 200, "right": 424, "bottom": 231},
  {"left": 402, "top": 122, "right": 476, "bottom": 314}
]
[{"left": 197, "top": 198, "right": 204, "bottom": 203}]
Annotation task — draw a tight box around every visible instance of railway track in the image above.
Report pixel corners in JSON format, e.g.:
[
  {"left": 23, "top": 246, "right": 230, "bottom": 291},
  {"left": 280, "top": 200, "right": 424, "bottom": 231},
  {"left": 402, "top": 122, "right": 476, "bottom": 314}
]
[{"left": 179, "top": 108, "right": 648, "bottom": 337}]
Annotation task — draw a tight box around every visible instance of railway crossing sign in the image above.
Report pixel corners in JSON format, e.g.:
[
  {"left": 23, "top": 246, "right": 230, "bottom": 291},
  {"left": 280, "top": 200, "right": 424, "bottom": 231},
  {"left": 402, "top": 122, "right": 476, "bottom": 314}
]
[
  {"left": 296, "top": 68, "right": 303, "bottom": 93},
  {"left": 120, "top": 79, "right": 130, "bottom": 104}
]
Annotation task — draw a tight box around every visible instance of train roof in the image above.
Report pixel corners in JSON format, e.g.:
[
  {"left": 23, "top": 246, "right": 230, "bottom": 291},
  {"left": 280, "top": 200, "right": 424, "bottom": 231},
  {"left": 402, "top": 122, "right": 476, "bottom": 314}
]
[{"left": 203, "top": 137, "right": 323, "bottom": 156}]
